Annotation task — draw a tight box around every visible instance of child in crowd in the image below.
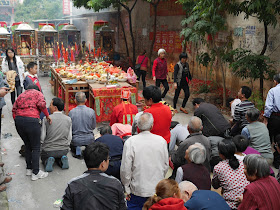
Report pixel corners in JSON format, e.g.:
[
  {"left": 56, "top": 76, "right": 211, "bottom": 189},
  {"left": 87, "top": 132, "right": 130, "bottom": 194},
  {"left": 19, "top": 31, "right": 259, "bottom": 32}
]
[
  {"left": 23, "top": 62, "right": 42, "bottom": 91},
  {"left": 233, "top": 135, "right": 275, "bottom": 176}
]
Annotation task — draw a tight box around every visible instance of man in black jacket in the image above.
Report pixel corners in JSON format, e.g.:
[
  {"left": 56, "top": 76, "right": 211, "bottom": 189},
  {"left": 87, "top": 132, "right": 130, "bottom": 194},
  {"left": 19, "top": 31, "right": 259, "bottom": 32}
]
[
  {"left": 61, "top": 142, "right": 126, "bottom": 210},
  {"left": 193, "top": 98, "right": 231, "bottom": 137}
]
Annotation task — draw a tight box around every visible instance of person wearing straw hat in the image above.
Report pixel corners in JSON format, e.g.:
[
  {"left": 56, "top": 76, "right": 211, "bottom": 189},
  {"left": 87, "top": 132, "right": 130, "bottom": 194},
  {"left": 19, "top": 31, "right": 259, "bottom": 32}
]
[{"left": 110, "top": 89, "right": 138, "bottom": 126}]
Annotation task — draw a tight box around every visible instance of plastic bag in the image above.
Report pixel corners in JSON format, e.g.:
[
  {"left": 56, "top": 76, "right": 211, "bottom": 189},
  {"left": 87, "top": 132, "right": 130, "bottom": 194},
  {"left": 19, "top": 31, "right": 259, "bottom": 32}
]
[{"left": 127, "top": 67, "right": 137, "bottom": 84}]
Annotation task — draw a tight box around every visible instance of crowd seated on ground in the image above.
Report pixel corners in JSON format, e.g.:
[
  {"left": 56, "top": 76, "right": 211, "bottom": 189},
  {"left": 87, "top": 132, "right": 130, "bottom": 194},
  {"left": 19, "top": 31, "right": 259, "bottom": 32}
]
[{"left": 2, "top": 76, "right": 280, "bottom": 209}]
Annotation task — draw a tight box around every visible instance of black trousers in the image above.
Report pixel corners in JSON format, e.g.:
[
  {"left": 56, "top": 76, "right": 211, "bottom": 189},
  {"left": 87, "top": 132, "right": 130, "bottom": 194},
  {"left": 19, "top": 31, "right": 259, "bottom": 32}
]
[
  {"left": 268, "top": 114, "right": 280, "bottom": 143},
  {"left": 15, "top": 116, "right": 41, "bottom": 174},
  {"left": 11, "top": 80, "right": 22, "bottom": 104},
  {"left": 173, "top": 82, "right": 190, "bottom": 109},
  {"left": 41, "top": 150, "right": 69, "bottom": 167},
  {"left": 136, "top": 70, "right": 147, "bottom": 88},
  {"left": 156, "top": 79, "right": 169, "bottom": 98}
]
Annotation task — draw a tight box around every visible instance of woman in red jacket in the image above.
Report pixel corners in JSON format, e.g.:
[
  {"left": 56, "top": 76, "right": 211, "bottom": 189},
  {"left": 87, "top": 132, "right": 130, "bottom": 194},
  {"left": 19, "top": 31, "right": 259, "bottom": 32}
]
[
  {"left": 152, "top": 49, "right": 169, "bottom": 99},
  {"left": 143, "top": 179, "right": 187, "bottom": 210}
]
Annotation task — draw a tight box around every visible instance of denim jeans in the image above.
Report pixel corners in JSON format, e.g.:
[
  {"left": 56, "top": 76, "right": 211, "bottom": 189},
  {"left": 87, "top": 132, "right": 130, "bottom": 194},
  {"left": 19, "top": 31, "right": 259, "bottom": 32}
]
[
  {"left": 15, "top": 116, "right": 41, "bottom": 174},
  {"left": 127, "top": 194, "right": 149, "bottom": 210}
]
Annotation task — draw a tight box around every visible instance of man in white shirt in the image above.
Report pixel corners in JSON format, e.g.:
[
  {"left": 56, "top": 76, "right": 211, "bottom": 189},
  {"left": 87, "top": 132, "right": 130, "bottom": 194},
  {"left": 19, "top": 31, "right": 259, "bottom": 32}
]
[{"left": 120, "top": 112, "right": 169, "bottom": 210}]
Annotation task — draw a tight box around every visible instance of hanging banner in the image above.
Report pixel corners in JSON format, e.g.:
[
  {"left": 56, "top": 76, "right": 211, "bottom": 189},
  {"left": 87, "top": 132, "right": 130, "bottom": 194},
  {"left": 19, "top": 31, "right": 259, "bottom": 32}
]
[
  {"left": 150, "top": 31, "right": 184, "bottom": 53},
  {"left": 63, "top": 0, "right": 71, "bottom": 15}
]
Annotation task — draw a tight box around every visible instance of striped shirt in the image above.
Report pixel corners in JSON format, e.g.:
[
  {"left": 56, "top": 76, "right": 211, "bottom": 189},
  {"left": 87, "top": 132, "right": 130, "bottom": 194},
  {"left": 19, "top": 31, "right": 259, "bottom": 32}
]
[{"left": 233, "top": 100, "right": 254, "bottom": 128}]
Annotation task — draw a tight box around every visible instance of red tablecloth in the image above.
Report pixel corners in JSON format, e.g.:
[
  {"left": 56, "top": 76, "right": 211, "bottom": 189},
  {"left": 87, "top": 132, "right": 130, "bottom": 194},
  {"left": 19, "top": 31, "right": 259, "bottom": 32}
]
[{"left": 92, "top": 86, "right": 137, "bottom": 122}]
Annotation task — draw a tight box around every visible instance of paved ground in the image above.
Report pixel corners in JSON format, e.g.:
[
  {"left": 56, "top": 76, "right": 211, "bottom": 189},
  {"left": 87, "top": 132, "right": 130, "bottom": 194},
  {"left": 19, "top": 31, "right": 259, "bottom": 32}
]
[{"left": 0, "top": 75, "right": 193, "bottom": 210}]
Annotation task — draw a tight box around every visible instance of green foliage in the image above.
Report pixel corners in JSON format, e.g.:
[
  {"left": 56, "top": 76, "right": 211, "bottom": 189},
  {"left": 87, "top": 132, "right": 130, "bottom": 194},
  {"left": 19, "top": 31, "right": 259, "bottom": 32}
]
[
  {"left": 228, "top": 0, "right": 279, "bottom": 27},
  {"left": 15, "top": 0, "right": 63, "bottom": 23},
  {"left": 73, "top": 0, "right": 129, "bottom": 11},
  {"left": 196, "top": 83, "right": 211, "bottom": 94},
  {"left": 225, "top": 48, "right": 276, "bottom": 81},
  {"left": 249, "top": 91, "right": 265, "bottom": 112},
  {"left": 196, "top": 52, "right": 211, "bottom": 67}
]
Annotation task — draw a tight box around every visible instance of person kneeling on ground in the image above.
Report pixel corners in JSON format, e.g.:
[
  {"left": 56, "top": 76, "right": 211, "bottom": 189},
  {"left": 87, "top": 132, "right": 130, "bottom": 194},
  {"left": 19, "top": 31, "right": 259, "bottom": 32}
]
[
  {"left": 143, "top": 179, "right": 186, "bottom": 210},
  {"left": 95, "top": 125, "right": 123, "bottom": 179},
  {"left": 179, "top": 181, "right": 230, "bottom": 210},
  {"left": 241, "top": 108, "right": 273, "bottom": 165},
  {"left": 61, "top": 142, "right": 126, "bottom": 210},
  {"left": 238, "top": 154, "right": 280, "bottom": 210},
  {"left": 41, "top": 97, "right": 72, "bottom": 172},
  {"left": 175, "top": 143, "right": 211, "bottom": 190},
  {"left": 69, "top": 92, "right": 96, "bottom": 159}
]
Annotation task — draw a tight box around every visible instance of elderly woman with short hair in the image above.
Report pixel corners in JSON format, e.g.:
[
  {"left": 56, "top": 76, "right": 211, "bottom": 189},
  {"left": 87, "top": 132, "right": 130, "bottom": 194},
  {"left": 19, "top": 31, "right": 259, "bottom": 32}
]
[
  {"left": 241, "top": 108, "right": 273, "bottom": 165},
  {"left": 238, "top": 154, "right": 280, "bottom": 210},
  {"left": 175, "top": 143, "right": 211, "bottom": 190}
]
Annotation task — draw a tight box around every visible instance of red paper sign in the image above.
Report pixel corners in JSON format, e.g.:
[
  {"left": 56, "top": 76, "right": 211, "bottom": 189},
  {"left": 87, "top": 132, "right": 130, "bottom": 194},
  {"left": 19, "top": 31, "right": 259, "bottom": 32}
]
[
  {"left": 151, "top": 31, "right": 184, "bottom": 53},
  {"left": 63, "top": 0, "right": 70, "bottom": 15}
]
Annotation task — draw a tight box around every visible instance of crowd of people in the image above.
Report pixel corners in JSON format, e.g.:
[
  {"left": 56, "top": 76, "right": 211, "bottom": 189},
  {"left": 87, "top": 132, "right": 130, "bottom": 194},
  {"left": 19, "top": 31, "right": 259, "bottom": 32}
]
[{"left": 0, "top": 48, "right": 280, "bottom": 210}]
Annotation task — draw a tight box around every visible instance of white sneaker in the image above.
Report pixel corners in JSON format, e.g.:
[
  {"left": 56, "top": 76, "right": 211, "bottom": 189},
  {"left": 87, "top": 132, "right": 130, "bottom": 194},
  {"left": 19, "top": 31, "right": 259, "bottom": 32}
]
[
  {"left": 26, "top": 169, "right": 32, "bottom": 176},
  {"left": 31, "top": 170, "right": 48, "bottom": 181}
]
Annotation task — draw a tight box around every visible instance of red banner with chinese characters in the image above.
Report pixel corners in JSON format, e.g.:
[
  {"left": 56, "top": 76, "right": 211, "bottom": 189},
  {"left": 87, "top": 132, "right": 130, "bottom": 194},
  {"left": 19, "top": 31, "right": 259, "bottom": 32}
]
[
  {"left": 63, "top": 0, "right": 70, "bottom": 15},
  {"left": 92, "top": 86, "right": 137, "bottom": 122},
  {"left": 150, "top": 0, "right": 185, "bottom": 16},
  {"left": 150, "top": 31, "right": 183, "bottom": 53}
]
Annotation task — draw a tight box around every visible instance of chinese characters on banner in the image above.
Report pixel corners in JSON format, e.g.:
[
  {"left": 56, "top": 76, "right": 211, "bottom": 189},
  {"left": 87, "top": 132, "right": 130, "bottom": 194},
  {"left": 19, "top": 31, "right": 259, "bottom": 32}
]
[
  {"left": 63, "top": 0, "right": 70, "bottom": 15},
  {"left": 150, "top": 0, "right": 185, "bottom": 16},
  {"left": 151, "top": 31, "right": 183, "bottom": 53}
]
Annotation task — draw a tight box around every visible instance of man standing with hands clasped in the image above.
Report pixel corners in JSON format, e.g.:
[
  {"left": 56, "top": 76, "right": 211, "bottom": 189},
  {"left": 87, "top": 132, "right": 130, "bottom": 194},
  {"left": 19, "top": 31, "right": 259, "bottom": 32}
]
[
  {"left": 264, "top": 73, "right": 280, "bottom": 143},
  {"left": 173, "top": 52, "right": 192, "bottom": 114}
]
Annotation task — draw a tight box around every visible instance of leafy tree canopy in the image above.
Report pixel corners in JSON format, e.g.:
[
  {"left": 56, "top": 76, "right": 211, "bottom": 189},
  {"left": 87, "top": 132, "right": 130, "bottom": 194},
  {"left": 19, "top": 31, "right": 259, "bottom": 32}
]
[
  {"left": 73, "top": 0, "right": 130, "bottom": 12},
  {"left": 15, "top": 0, "right": 63, "bottom": 23}
]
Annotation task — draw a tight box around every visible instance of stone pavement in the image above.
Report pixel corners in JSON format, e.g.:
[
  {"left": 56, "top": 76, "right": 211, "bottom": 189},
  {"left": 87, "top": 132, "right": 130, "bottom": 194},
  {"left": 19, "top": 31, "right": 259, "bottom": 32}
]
[{"left": 0, "top": 75, "right": 193, "bottom": 210}]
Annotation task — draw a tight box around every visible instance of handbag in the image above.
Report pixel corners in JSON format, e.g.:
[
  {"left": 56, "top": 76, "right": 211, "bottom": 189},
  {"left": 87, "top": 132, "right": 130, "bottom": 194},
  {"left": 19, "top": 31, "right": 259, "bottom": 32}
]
[{"left": 135, "top": 56, "right": 146, "bottom": 71}]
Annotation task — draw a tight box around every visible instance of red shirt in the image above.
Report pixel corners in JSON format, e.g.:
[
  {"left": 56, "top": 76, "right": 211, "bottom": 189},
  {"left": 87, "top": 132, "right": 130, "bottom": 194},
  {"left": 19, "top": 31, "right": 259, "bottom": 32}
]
[
  {"left": 12, "top": 89, "right": 49, "bottom": 119},
  {"left": 137, "top": 55, "right": 149, "bottom": 68},
  {"left": 238, "top": 176, "right": 280, "bottom": 210},
  {"left": 144, "top": 103, "right": 172, "bottom": 143},
  {"left": 152, "top": 57, "right": 168, "bottom": 79},
  {"left": 110, "top": 102, "right": 138, "bottom": 126}
]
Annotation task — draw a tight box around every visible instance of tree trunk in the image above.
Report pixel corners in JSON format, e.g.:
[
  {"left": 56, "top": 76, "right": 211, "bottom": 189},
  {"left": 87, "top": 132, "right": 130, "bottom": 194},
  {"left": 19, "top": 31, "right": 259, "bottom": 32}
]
[
  {"left": 128, "top": 10, "right": 136, "bottom": 67},
  {"left": 149, "top": 1, "right": 160, "bottom": 77},
  {"left": 118, "top": 7, "right": 129, "bottom": 57},
  {"left": 259, "top": 22, "right": 268, "bottom": 99},
  {"left": 219, "top": 57, "right": 227, "bottom": 107}
]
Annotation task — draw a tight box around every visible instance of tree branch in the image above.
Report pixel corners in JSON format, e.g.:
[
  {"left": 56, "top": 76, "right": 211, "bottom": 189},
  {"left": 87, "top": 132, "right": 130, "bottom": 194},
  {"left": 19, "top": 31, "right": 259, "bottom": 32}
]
[
  {"left": 130, "top": 0, "right": 138, "bottom": 11},
  {"left": 118, "top": 0, "right": 129, "bottom": 10}
]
